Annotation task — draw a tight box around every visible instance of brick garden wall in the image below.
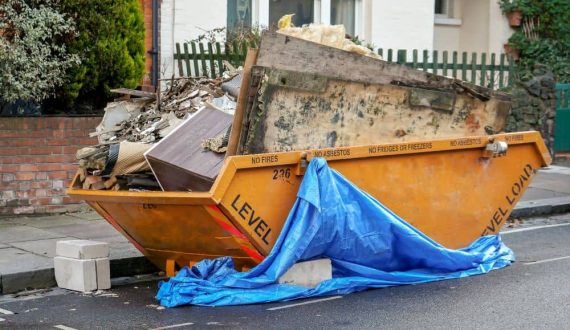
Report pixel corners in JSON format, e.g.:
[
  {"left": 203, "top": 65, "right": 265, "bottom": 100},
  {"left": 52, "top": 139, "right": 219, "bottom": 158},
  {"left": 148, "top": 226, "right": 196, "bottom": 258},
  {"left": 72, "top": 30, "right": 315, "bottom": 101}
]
[{"left": 0, "top": 117, "right": 101, "bottom": 215}]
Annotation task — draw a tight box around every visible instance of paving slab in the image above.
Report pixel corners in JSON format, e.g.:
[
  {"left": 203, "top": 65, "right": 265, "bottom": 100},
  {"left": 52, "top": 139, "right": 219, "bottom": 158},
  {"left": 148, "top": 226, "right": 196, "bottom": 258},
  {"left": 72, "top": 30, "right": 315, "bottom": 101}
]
[
  {"left": 0, "top": 248, "right": 53, "bottom": 275},
  {"left": 529, "top": 172, "right": 570, "bottom": 194},
  {"left": 520, "top": 187, "right": 568, "bottom": 201},
  {"left": 45, "top": 222, "right": 120, "bottom": 240},
  {"left": 67, "top": 212, "right": 104, "bottom": 221},
  {"left": 14, "top": 215, "right": 91, "bottom": 229},
  {"left": 109, "top": 242, "right": 144, "bottom": 259},
  {"left": 9, "top": 237, "right": 77, "bottom": 258},
  {"left": 0, "top": 225, "right": 65, "bottom": 244}
]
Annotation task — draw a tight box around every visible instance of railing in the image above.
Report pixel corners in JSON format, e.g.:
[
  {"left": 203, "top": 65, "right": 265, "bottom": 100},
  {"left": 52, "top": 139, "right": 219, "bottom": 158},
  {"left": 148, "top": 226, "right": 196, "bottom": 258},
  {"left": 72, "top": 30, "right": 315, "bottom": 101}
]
[{"left": 173, "top": 42, "right": 515, "bottom": 90}]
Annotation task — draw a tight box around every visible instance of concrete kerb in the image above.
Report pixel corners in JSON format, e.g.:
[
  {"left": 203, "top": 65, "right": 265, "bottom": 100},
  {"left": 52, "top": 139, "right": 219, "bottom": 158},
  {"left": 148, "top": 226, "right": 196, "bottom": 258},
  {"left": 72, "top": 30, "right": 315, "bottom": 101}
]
[
  {"left": 1, "top": 255, "right": 158, "bottom": 295},
  {"left": 511, "top": 196, "right": 570, "bottom": 218},
  {"left": 2, "top": 196, "right": 570, "bottom": 294}
]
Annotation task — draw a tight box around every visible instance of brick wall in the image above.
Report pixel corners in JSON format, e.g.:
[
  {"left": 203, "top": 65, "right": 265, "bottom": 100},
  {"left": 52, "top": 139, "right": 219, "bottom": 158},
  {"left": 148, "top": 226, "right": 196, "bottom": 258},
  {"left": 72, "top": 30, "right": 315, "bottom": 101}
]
[
  {"left": 0, "top": 117, "right": 102, "bottom": 215},
  {"left": 141, "top": 0, "right": 155, "bottom": 91}
]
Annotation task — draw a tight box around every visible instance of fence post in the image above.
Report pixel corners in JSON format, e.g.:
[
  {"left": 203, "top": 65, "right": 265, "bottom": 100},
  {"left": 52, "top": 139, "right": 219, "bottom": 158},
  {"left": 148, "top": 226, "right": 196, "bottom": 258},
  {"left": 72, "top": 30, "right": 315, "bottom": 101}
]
[
  {"left": 432, "top": 50, "right": 439, "bottom": 75},
  {"left": 452, "top": 51, "right": 458, "bottom": 79},
  {"left": 412, "top": 49, "right": 418, "bottom": 69},
  {"left": 183, "top": 43, "right": 191, "bottom": 76},
  {"left": 175, "top": 43, "right": 184, "bottom": 77},
  {"left": 442, "top": 51, "right": 449, "bottom": 77},
  {"left": 470, "top": 52, "right": 477, "bottom": 84},
  {"left": 489, "top": 53, "right": 496, "bottom": 89},
  {"left": 422, "top": 50, "right": 429, "bottom": 72},
  {"left": 480, "top": 53, "right": 487, "bottom": 87},
  {"left": 191, "top": 42, "right": 199, "bottom": 77},
  {"left": 215, "top": 42, "right": 223, "bottom": 76},
  {"left": 508, "top": 55, "right": 515, "bottom": 87}
]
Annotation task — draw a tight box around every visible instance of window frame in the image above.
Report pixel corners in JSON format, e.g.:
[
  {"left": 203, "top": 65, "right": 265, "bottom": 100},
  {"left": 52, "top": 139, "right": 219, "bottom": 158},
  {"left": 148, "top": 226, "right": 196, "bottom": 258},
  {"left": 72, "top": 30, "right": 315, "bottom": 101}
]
[{"left": 251, "top": 0, "right": 363, "bottom": 37}]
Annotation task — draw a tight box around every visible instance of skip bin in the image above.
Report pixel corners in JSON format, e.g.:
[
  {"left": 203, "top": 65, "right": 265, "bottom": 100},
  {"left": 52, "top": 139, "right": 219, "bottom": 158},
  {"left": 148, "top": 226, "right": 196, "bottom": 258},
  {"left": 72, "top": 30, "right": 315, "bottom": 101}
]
[{"left": 68, "top": 131, "right": 551, "bottom": 275}]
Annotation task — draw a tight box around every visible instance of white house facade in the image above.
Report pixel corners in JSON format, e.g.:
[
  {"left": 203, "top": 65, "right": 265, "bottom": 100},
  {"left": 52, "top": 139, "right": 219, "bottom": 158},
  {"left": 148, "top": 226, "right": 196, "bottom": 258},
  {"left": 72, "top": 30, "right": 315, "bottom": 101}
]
[{"left": 160, "top": 0, "right": 513, "bottom": 79}]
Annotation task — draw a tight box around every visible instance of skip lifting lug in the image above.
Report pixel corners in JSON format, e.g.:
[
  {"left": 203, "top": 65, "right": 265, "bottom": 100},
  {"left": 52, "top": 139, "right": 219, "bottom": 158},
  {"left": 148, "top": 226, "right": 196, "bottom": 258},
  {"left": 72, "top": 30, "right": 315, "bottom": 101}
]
[
  {"left": 295, "top": 152, "right": 308, "bottom": 176},
  {"left": 482, "top": 137, "right": 508, "bottom": 158}
]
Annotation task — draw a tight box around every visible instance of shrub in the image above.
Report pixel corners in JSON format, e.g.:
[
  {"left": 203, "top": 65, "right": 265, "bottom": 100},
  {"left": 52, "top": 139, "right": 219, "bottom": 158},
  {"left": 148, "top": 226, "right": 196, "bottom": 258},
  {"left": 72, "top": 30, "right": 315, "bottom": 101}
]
[
  {"left": 53, "top": 0, "right": 145, "bottom": 112},
  {"left": 0, "top": 0, "right": 79, "bottom": 113}
]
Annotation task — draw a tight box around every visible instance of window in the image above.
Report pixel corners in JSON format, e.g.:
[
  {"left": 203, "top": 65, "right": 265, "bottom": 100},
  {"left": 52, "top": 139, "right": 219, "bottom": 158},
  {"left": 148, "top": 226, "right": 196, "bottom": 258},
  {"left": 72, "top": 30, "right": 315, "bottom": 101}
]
[
  {"left": 435, "top": 0, "right": 447, "bottom": 15},
  {"left": 331, "top": 0, "right": 355, "bottom": 36},
  {"left": 269, "top": 0, "right": 314, "bottom": 28},
  {"left": 227, "top": 0, "right": 253, "bottom": 35}
]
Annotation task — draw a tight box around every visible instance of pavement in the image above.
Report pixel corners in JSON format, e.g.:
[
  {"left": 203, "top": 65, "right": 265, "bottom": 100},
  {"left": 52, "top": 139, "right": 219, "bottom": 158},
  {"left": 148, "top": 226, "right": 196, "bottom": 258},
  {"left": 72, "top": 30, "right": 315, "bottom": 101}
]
[
  {"left": 0, "top": 165, "right": 569, "bottom": 295},
  {"left": 1, "top": 213, "right": 569, "bottom": 329}
]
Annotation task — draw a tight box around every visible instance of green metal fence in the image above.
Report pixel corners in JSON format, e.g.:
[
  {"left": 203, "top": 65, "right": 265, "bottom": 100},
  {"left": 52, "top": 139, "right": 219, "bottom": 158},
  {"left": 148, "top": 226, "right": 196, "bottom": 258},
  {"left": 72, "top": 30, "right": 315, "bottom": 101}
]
[
  {"left": 554, "top": 83, "right": 570, "bottom": 152},
  {"left": 173, "top": 42, "right": 515, "bottom": 90}
]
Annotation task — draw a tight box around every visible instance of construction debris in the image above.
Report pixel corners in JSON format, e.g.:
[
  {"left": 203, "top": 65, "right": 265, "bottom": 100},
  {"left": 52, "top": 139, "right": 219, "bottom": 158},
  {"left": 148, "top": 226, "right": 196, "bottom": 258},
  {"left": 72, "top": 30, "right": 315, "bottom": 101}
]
[
  {"left": 75, "top": 75, "right": 240, "bottom": 191},
  {"left": 145, "top": 106, "right": 234, "bottom": 192}
]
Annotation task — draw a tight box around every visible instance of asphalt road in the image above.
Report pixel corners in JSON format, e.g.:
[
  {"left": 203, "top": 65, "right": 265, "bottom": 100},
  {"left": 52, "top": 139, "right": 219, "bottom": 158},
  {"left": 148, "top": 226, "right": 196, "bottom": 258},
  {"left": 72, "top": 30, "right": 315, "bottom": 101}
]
[{"left": 1, "top": 215, "right": 569, "bottom": 330}]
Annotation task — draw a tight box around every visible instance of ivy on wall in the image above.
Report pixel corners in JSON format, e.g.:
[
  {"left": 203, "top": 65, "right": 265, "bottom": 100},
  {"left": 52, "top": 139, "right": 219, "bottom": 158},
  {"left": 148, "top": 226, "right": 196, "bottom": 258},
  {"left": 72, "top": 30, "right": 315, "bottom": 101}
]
[{"left": 500, "top": 0, "right": 570, "bottom": 82}]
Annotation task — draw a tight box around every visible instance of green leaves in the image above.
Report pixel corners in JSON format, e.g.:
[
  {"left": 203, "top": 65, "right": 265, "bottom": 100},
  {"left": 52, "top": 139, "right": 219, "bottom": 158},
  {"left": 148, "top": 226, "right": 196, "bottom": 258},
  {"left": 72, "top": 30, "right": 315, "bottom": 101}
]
[
  {"left": 56, "top": 0, "right": 146, "bottom": 111},
  {"left": 505, "top": 0, "right": 570, "bottom": 82},
  {"left": 0, "top": 0, "right": 80, "bottom": 104}
]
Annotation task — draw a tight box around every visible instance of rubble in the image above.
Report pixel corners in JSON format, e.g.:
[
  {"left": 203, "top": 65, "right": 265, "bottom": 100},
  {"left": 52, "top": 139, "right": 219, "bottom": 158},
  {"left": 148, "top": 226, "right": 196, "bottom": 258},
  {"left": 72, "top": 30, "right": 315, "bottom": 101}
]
[{"left": 75, "top": 75, "right": 239, "bottom": 191}]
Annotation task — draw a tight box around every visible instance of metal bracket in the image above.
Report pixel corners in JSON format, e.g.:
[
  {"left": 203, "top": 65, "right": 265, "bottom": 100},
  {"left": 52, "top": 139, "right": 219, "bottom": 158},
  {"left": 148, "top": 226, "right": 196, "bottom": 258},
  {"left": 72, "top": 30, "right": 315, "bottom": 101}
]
[{"left": 482, "top": 140, "right": 508, "bottom": 158}]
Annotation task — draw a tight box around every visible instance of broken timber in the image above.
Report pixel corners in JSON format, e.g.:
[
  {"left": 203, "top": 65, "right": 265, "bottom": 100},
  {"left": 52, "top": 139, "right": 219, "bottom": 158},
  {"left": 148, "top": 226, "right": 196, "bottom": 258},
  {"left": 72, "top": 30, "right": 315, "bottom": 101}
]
[{"left": 237, "top": 31, "right": 511, "bottom": 154}]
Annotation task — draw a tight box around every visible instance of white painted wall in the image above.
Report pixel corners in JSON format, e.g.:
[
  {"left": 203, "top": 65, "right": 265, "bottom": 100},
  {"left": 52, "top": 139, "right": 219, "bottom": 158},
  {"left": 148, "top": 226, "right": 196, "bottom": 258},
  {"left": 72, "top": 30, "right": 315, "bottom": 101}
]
[
  {"left": 369, "top": 0, "right": 435, "bottom": 52},
  {"left": 160, "top": 0, "right": 227, "bottom": 82},
  {"left": 433, "top": 0, "right": 512, "bottom": 54}
]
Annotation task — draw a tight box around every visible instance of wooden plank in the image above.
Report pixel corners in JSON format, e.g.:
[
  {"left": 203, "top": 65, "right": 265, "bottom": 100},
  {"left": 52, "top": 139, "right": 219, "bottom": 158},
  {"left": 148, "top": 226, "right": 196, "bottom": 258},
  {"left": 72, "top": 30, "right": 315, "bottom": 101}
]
[
  {"left": 480, "top": 53, "right": 487, "bottom": 87},
  {"left": 183, "top": 43, "right": 191, "bottom": 76},
  {"left": 242, "top": 68, "right": 511, "bottom": 154},
  {"left": 226, "top": 49, "right": 259, "bottom": 156},
  {"left": 207, "top": 42, "right": 216, "bottom": 78},
  {"left": 442, "top": 51, "right": 448, "bottom": 77},
  {"left": 422, "top": 50, "right": 428, "bottom": 72},
  {"left": 461, "top": 52, "right": 468, "bottom": 81},
  {"left": 397, "top": 49, "right": 406, "bottom": 64},
  {"left": 215, "top": 42, "right": 223, "bottom": 77},
  {"left": 175, "top": 43, "right": 184, "bottom": 77},
  {"left": 198, "top": 43, "right": 207, "bottom": 77},
  {"left": 452, "top": 51, "right": 458, "bottom": 79},
  {"left": 489, "top": 53, "right": 496, "bottom": 89},
  {"left": 387, "top": 49, "right": 393, "bottom": 62},
  {"left": 508, "top": 55, "right": 515, "bottom": 87},
  {"left": 412, "top": 49, "right": 418, "bottom": 69},
  {"left": 110, "top": 88, "right": 156, "bottom": 98},
  {"left": 257, "top": 31, "right": 452, "bottom": 87},
  {"left": 471, "top": 52, "right": 477, "bottom": 84},
  {"left": 232, "top": 40, "right": 240, "bottom": 67},
  {"left": 191, "top": 42, "right": 199, "bottom": 77},
  {"left": 432, "top": 50, "right": 438, "bottom": 75},
  {"left": 499, "top": 54, "right": 506, "bottom": 89}
]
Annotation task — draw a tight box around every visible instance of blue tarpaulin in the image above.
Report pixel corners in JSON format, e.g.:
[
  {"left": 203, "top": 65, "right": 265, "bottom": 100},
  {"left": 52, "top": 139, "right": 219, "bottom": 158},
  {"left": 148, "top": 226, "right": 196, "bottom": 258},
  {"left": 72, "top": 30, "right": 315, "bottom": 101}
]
[{"left": 156, "top": 158, "right": 514, "bottom": 307}]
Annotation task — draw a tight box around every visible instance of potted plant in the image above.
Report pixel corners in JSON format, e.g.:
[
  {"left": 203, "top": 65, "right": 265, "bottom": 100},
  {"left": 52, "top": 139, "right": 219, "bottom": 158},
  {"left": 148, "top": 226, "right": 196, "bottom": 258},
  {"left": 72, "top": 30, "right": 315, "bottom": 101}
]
[
  {"left": 504, "top": 31, "right": 527, "bottom": 60},
  {"left": 498, "top": 0, "right": 523, "bottom": 27}
]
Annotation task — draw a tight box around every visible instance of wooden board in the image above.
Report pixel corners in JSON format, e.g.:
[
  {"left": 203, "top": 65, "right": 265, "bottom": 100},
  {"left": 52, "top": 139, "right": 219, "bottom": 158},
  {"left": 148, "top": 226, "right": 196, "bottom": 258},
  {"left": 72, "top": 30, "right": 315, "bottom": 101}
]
[
  {"left": 240, "top": 68, "right": 511, "bottom": 154},
  {"left": 226, "top": 48, "right": 258, "bottom": 156},
  {"left": 256, "top": 31, "right": 509, "bottom": 102},
  {"left": 145, "top": 106, "right": 233, "bottom": 191}
]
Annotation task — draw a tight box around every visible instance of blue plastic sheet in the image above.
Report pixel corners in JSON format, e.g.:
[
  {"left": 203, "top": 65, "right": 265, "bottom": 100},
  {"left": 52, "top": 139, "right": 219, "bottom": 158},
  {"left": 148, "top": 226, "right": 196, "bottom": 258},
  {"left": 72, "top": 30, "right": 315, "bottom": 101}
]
[{"left": 156, "top": 158, "right": 514, "bottom": 307}]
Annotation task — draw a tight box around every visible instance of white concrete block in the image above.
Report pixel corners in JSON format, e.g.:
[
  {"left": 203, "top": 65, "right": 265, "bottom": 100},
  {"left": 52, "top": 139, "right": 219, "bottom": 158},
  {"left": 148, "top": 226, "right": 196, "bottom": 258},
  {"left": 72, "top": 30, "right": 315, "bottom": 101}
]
[
  {"left": 95, "top": 258, "right": 111, "bottom": 290},
  {"left": 56, "top": 240, "right": 109, "bottom": 260},
  {"left": 278, "top": 258, "right": 332, "bottom": 288},
  {"left": 54, "top": 256, "right": 97, "bottom": 292}
]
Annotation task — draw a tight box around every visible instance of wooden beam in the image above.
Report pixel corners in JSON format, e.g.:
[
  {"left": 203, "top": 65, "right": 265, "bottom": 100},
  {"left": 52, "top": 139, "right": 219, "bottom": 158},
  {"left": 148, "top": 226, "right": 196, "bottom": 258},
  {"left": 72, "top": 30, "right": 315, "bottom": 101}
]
[{"left": 226, "top": 48, "right": 259, "bottom": 156}]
